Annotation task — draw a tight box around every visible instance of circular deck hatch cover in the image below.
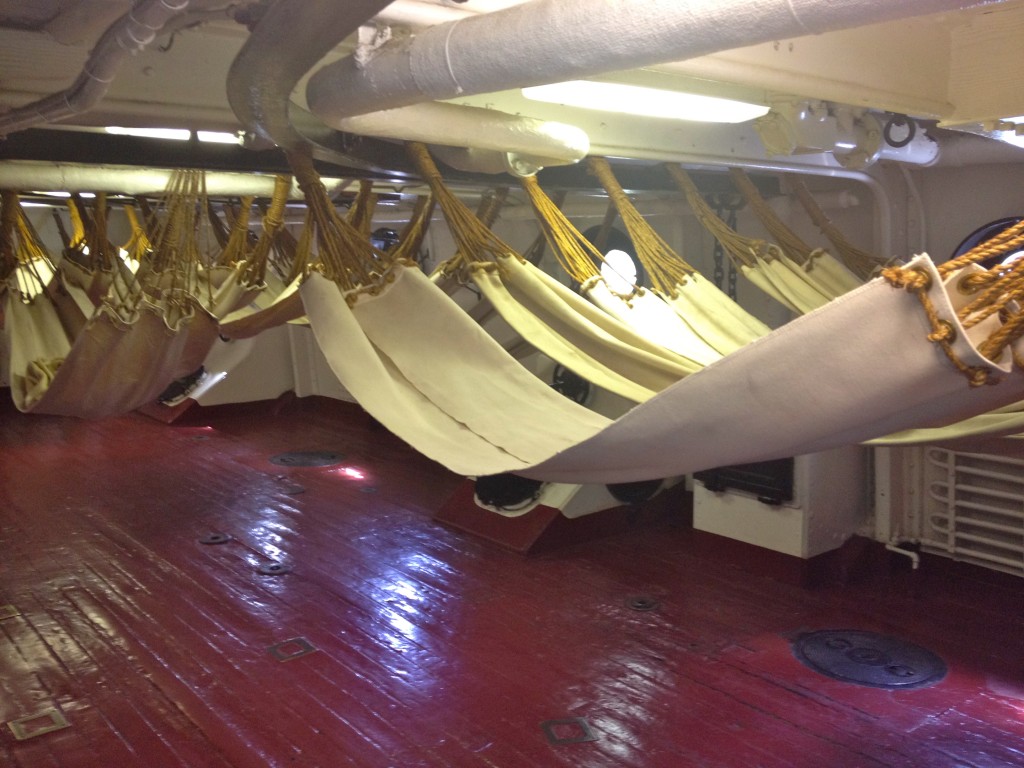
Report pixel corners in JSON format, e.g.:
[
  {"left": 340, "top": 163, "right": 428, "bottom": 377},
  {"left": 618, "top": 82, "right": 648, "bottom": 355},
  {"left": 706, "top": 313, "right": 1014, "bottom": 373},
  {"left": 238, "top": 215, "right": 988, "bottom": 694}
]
[
  {"left": 269, "top": 450, "right": 343, "bottom": 467},
  {"left": 792, "top": 629, "right": 947, "bottom": 690}
]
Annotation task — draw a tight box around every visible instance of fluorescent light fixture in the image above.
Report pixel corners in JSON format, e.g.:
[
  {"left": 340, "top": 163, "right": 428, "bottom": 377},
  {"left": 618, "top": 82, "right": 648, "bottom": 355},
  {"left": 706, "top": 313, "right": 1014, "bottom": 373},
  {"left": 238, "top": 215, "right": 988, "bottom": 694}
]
[
  {"left": 105, "top": 126, "right": 191, "bottom": 141},
  {"left": 31, "top": 191, "right": 94, "bottom": 199},
  {"left": 197, "top": 130, "right": 242, "bottom": 145},
  {"left": 522, "top": 80, "right": 770, "bottom": 123}
]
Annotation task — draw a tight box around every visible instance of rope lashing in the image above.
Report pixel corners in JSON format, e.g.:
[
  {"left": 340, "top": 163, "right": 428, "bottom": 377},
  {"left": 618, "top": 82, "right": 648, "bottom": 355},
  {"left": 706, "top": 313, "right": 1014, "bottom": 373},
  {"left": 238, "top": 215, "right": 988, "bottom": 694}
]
[
  {"left": 790, "top": 177, "right": 890, "bottom": 279},
  {"left": 588, "top": 157, "right": 695, "bottom": 297}
]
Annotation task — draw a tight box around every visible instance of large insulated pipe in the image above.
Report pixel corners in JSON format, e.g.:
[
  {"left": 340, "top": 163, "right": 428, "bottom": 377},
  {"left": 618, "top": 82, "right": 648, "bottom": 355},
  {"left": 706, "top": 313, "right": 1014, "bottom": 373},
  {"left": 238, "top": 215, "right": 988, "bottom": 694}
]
[
  {"left": 226, "top": 0, "right": 394, "bottom": 151},
  {"left": 0, "top": 0, "right": 191, "bottom": 137},
  {"left": 307, "top": 0, "right": 999, "bottom": 121}
]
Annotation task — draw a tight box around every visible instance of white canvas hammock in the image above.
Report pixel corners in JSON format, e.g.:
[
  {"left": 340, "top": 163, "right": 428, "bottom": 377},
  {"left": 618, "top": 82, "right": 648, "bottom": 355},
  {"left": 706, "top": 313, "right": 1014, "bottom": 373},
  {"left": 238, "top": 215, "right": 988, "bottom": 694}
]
[
  {"left": 290, "top": 146, "right": 1024, "bottom": 484},
  {"left": 408, "top": 143, "right": 701, "bottom": 403},
  {"left": 588, "top": 158, "right": 772, "bottom": 355}
]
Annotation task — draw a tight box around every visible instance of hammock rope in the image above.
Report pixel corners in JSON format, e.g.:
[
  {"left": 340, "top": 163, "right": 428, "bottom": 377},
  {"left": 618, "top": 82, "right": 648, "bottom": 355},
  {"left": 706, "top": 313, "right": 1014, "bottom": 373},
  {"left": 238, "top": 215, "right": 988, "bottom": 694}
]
[
  {"left": 729, "top": 167, "right": 863, "bottom": 298},
  {"left": 791, "top": 176, "right": 892, "bottom": 279},
  {"left": 520, "top": 174, "right": 606, "bottom": 288},
  {"left": 665, "top": 162, "right": 774, "bottom": 271},
  {"left": 587, "top": 157, "right": 695, "bottom": 297},
  {"left": 584, "top": 159, "right": 770, "bottom": 354},
  {"left": 728, "top": 167, "right": 817, "bottom": 265},
  {"left": 881, "top": 218, "right": 1024, "bottom": 386},
  {"left": 287, "top": 145, "right": 404, "bottom": 299}
]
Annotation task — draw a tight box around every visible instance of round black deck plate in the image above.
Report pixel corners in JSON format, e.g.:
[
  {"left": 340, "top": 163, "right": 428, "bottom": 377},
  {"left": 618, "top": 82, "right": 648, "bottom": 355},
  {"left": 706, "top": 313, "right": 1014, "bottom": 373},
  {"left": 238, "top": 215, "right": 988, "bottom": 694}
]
[
  {"left": 269, "top": 450, "right": 343, "bottom": 467},
  {"left": 792, "top": 629, "right": 946, "bottom": 690}
]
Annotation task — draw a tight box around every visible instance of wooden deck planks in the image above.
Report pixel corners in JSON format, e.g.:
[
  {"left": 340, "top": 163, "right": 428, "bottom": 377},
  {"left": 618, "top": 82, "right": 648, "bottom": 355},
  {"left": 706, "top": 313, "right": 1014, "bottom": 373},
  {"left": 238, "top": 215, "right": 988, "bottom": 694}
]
[{"left": 2, "top": 395, "right": 1024, "bottom": 767}]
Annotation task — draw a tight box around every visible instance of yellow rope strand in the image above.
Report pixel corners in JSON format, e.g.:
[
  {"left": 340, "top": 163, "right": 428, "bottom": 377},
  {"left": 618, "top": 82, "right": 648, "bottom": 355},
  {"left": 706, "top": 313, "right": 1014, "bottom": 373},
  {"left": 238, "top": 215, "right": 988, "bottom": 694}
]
[
  {"left": 791, "top": 177, "right": 888, "bottom": 279},
  {"left": 406, "top": 141, "right": 519, "bottom": 280},
  {"left": 520, "top": 174, "right": 604, "bottom": 287},
  {"left": 729, "top": 168, "right": 815, "bottom": 264},
  {"left": 588, "top": 157, "right": 694, "bottom": 297},
  {"left": 392, "top": 194, "right": 436, "bottom": 264},
  {"left": 1, "top": 190, "right": 20, "bottom": 281},
  {"left": 287, "top": 145, "right": 393, "bottom": 296},
  {"left": 665, "top": 163, "right": 776, "bottom": 272}
]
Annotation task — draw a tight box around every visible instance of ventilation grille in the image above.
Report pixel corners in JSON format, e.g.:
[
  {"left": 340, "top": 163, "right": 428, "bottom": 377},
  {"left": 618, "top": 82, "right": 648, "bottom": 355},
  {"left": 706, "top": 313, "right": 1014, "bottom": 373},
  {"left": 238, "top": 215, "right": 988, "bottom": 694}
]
[{"left": 921, "top": 448, "right": 1024, "bottom": 577}]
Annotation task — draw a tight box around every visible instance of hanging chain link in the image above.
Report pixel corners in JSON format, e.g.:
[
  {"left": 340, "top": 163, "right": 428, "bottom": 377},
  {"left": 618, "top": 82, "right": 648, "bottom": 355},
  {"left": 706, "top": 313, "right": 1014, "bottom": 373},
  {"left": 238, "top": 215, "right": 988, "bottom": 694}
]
[
  {"left": 710, "top": 195, "right": 725, "bottom": 291},
  {"left": 725, "top": 203, "right": 740, "bottom": 301},
  {"left": 709, "top": 193, "right": 744, "bottom": 300}
]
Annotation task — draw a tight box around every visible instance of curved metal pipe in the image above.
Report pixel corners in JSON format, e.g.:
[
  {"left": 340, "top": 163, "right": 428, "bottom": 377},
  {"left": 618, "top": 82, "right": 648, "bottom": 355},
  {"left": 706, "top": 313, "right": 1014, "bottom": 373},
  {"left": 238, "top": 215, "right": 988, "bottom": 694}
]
[
  {"left": 225, "top": 0, "right": 396, "bottom": 170},
  {"left": 0, "top": 0, "right": 192, "bottom": 137}
]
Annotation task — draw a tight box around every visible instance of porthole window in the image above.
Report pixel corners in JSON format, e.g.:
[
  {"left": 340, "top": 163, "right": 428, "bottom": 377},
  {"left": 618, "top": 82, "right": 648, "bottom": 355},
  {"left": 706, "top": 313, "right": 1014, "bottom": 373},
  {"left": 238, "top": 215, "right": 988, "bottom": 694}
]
[{"left": 951, "top": 216, "right": 1023, "bottom": 268}]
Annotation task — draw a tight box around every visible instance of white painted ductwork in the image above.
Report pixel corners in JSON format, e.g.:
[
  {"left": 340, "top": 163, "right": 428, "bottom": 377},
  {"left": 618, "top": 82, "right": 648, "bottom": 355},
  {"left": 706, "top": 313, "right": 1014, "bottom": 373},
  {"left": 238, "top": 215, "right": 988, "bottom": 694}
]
[
  {"left": 0, "top": 0, "right": 191, "bottom": 137},
  {"left": 307, "top": 0, "right": 996, "bottom": 124},
  {"left": 0, "top": 161, "right": 323, "bottom": 198},
  {"left": 337, "top": 102, "right": 589, "bottom": 173}
]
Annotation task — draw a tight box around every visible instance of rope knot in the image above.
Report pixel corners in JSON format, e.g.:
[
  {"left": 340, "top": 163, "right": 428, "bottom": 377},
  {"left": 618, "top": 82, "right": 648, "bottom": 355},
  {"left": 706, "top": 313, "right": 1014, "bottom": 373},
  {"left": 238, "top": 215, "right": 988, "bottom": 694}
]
[
  {"left": 882, "top": 265, "right": 931, "bottom": 293},
  {"left": 927, "top": 319, "right": 956, "bottom": 344}
]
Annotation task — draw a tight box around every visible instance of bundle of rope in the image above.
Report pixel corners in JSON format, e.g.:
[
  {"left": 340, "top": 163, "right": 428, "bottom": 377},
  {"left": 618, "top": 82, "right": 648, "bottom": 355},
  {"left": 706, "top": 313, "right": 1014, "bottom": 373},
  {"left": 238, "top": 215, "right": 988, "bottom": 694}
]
[
  {"left": 143, "top": 171, "right": 271, "bottom": 322},
  {"left": 588, "top": 157, "right": 770, "bottom": 355},
  {"left": 521, "top": 172, "right": 722, "bottom": 365},
  {"left": 791, "top": 176, "right": 895, "bottom": 280},
  {"left": 728, "top": 167, "right": 863, "bottom": 298},
  {"left": 667, "top": 163, "right": 831, "bottom": 315}
]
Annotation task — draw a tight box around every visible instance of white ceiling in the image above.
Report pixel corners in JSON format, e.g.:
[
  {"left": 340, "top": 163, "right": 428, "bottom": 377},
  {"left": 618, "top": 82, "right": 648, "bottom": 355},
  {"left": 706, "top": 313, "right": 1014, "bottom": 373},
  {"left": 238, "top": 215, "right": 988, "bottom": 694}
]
[{"left": 1, "top": 0, "right": 1024, "bottom": 173}]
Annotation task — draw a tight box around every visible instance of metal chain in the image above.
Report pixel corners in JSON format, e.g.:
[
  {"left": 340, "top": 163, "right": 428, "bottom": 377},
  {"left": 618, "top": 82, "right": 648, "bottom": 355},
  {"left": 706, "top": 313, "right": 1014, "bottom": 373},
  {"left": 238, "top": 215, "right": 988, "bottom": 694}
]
[
  {"left": 710, "top": 196, "right": 725, "bottom": 290},
  {"left": 725, "top": 203, "right": 739, "bottom": 301},
  {"left": 709, "top": 193, "right": 744, "bottom": 300}
]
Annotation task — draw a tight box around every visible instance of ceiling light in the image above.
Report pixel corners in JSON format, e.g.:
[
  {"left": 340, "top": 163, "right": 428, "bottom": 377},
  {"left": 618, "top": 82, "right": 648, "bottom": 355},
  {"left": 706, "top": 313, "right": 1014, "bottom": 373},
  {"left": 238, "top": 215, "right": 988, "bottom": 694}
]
[
  {"left": 522, "top": 80, "right": 770, "bottom": 123},
  {"left": 105, "top": 126, "right": 191, "bottom": 141},
  {"left": 197, "top": 130, "right": 242, "bottom": 145}
]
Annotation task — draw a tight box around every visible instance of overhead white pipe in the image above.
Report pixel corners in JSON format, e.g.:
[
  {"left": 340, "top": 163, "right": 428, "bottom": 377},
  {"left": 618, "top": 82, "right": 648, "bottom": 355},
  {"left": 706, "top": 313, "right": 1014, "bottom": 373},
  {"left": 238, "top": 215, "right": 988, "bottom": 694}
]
[
  {"left": 307, "top": 0, "right": 998, "bottom": 122},
  {"left": 0, "top": 0, "right": 191, "bottom": 137},
  {"left": 0, "top": 160, "right": 329, "bottom": 198},
  {"left": 337, "top": 102, "right": 590, "bottom": 170}
]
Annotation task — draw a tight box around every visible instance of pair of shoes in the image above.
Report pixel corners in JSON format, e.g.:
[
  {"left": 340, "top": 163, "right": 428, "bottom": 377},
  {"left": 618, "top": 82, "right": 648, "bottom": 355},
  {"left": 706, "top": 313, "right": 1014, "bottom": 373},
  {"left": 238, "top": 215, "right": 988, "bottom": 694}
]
[{"left": 157, "top": 366, "right": 209, "bottom": 407}]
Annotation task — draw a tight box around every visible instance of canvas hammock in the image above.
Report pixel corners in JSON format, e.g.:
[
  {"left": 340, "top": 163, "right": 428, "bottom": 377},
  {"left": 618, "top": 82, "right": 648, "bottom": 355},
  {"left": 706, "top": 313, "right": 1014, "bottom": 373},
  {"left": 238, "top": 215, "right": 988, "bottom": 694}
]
[
  {"left": 587, "top": 158, "right": 770, "bottom": 356},
  {"left": 2, "top": 183, "right": 220, "bottom": 418},
  {"left": 289, "top": 144, "right": 1024, "bottom": 483},
  {"left": 719, "top": 173, "right": 1024, "bottom": 448},
  {"left": 408, "top": 142, "right": 701, "bottom": 404},
  {"left": 668, "top": 163, "right": 837, "bottom": 315},
  {"left": 728, "top": 167, "right": 864, "bottom": 298}
]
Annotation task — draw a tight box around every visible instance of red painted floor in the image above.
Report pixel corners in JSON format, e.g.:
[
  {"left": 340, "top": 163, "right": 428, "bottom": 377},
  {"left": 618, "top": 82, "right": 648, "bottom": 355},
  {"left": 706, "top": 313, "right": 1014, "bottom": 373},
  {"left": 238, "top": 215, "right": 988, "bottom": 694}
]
[{"left": 1, "top": 394, "right": 1023, "bottom": 767}]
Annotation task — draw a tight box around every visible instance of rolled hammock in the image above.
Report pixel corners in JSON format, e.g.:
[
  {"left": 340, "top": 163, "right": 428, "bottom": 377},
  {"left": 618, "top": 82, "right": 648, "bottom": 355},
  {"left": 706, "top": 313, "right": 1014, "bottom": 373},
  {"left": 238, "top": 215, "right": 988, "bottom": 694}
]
[{"left": 291, "top": 146, "right": 1024, "bottom": 483}]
